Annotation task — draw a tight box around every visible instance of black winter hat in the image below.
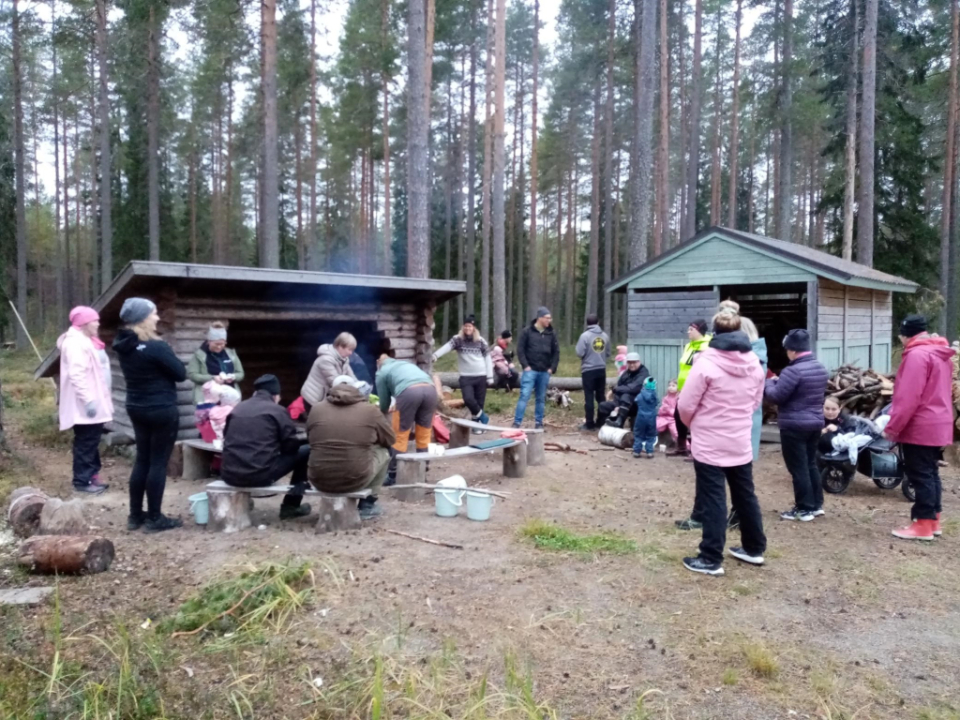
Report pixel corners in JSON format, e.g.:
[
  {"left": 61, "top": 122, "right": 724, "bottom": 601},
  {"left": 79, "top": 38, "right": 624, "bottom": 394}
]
[
  {"left": 501, "top": 330, "right": 512, "bottom": 339},
  {"left": 690, "top": 319, "right": 709, "bottom": 335},
  {"left": 254, "top": 374, "right": 282, "bottom": 396},
  {"left": 899, "top": 314, "right": 927, "bottom": 338},
  {"left": 783, "top": 329, "right": 811, "bottom": 352},
  {"left": 463, "top": 314, "right": 476, "bottom": 326}
]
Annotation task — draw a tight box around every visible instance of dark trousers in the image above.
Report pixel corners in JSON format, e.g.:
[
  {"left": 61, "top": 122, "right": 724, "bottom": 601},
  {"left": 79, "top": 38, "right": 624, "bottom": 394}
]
[
  {"left": 597, "top": 392, "right": 636, "bottom": 427},
  {"left": 780, "top": 428, "right": 823, "bottom": 512},
  {"left": 581, "top": 368, "right": 607, "bottom": 428},
  {"left": 128, "top": 405, "right": 180, "bottom": 519},
  {"left": 902, "top": 443, "right": 942, "bottom": 520},
  {"left": 460, "top": 375, "right": 488, "bottom": 418},
  {"left": 222, "top": 444, "right": 310, "bottom": 507},
  {"left": 694, "top": 460, "right": 766, "bottom": 565},
  {"left": 72, "top": 423, "right": 104, "bottom": 486},
  {"left": 495, "top": 369, "right": 520, "bottom": 391},
  {"left": 675, "top": 407, "right": 689, "bottom": 449}
]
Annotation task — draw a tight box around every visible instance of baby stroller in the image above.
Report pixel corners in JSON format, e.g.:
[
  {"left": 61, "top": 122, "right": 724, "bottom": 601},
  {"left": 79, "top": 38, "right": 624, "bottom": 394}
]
[{"left": 818, "top": 406, "right": 915, "bottom": 500}]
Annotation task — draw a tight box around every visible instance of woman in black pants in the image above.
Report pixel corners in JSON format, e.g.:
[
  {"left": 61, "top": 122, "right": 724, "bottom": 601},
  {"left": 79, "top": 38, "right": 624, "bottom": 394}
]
[{"left": 113, "top": 298, "right": 187, "bottom": 532}]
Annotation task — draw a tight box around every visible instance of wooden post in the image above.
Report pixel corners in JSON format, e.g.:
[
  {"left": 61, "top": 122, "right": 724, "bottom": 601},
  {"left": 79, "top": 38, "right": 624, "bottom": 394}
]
[
  {"left": 207, "top": 491, "right": 253, "bottom": 533},
  {"left": 167, "top": 442, "right": 184, "bottom": 478},
  {"left": 315, "top": 496, "right": 362, "bottom": 533},
  {"left": 527, "top": 433, "right": 545, "bottom": 466},
  {"left": 182, "top": 444, "right": 211, "bottom": 481},
  {"left": 502, "top": 442, "right": 527, "bottom": 478},
  {"left": 806, "top": 279, "right": 819, "bottom": 351},
  {"left": 396, "top": 459, "right": 426, "bottom": 485},
  {"left": 449, "top": 423, "right": 471, "bottom": 449}
]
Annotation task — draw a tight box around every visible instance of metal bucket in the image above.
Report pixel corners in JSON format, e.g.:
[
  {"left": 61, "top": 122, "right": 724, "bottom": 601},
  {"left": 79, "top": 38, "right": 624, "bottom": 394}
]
[{"left": 598, "top": 425, "right": 634, "bottom": 449}]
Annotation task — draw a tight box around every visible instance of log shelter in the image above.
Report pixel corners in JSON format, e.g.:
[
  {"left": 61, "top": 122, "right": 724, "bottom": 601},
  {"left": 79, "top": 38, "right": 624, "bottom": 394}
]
[
  {"left": 35, "top": 262, "right": 465, "bottom": 441},
  {"left": 605, "top": 227, "right": 918, "bottom": 386}
]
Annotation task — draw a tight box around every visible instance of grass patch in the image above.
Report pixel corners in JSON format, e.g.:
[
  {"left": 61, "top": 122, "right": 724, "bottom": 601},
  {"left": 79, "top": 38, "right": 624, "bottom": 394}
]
[
  {"left": 742, "top": 642, "right": 779, "bottom": 679},
  {"left": 519, "top": 519, "right": 638, "bottom": 555},
  {"left": 721, "top": 668, "right": 739, "bottom": 686},
  {"left": 730, "top": 583, "right": 755, "bottom": 597},
  {"left": 917, "top": 706, "right": 960, "bottom": 720}
]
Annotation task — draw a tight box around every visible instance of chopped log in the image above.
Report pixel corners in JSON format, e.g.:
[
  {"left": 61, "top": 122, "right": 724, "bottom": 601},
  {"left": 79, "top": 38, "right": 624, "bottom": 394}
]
[
  {"left": 38, "top": 499, "right": 88, "bottom": 535},
  {"left": 502, "top": 442, "right": 528, "bottom": 478},
  {"left": 207, "top": 491, "right": 253, "bottom": 533},
  {"left": 315, "top": 496, "right": 362, "bottom": 533},
  {"left": 17, "top": 535, "right": 115, "bottom": 574},
  {"left": 527, "top": 432, "right": 546, "bottom": 466},
  {"left": 7, "top": 487, "right": 48, "bottom": 538}
]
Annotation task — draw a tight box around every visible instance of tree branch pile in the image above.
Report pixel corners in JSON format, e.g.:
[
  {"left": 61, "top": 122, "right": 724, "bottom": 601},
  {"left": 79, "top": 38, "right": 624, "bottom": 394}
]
[{"left": 827, "top": 365, "right": 894, "bottom": 417}]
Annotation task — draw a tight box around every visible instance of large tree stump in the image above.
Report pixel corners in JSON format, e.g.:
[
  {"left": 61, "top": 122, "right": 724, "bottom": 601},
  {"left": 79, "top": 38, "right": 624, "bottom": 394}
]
[
  {"left": 396, "top": 459, "right": 426, "bottom": 485},
  {"left": 39, "top": 499, "right": 88, "bottom": 535},
  {"left": 207, "top": 491, "right": 253, "bottom": 533},
  {"left": 502, "top": 443, "right": 528, "bottom": 478},
  {"left": 7, "top": 487, "right": 49, "bottom": 538},
  {"left": 17, "top": 535, "right": 115, "bottom": 574},
  {"left": 449, "top": 423, "right": 471, "bottom": 449},
  {"left": 315, "top": 496, "right": 362, "bottom": 533},
  {"left": 527, "top": 433, "right": 545, "bottom": 466}
]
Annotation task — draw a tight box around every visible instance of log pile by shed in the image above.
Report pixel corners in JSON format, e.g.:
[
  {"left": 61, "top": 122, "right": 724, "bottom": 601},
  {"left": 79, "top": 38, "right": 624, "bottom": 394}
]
[{"left": 827, "top": 365, "right": 895, "bottom": 418}]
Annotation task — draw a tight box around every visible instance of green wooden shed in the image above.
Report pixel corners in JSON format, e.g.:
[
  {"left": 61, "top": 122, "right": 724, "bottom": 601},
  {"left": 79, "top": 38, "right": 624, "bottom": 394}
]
[{"left": 605, "top": 227, "right": 918, "bottom": 386}]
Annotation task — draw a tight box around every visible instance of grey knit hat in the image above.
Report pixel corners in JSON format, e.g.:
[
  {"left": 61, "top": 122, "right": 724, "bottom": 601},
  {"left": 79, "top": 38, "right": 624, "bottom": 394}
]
[
  {"left": 119, "top": 297, "right": 157, "bottom": 325},
  {"left": 536, "top": 306, "right": 551, "bottom": 318}
]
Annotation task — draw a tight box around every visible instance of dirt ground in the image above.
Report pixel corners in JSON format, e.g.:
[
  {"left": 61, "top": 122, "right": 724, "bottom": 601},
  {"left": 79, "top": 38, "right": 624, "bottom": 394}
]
[{"left": 2, "top": 395, "right": 960, "bottom": 718}]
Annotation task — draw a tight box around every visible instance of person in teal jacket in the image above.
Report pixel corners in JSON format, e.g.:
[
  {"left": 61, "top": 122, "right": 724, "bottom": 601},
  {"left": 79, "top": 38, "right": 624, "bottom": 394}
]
[{"left": 375, "top": 356, "right": 438, "bottom": 454}]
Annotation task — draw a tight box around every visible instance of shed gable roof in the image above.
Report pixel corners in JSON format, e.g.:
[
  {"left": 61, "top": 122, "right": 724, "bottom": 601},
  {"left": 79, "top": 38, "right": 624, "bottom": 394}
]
[{"left": 605, "top": 227, "right": 919, "bottom": 294}]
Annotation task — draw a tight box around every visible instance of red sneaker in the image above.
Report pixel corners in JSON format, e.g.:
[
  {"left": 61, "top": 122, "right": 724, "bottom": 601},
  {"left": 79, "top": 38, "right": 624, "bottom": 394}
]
[
  {"left": 934, "top": 513, "right": 942, "bottom": 537},
  {"left": 892, "top": 519, "right": 935, "bottom": 541}
]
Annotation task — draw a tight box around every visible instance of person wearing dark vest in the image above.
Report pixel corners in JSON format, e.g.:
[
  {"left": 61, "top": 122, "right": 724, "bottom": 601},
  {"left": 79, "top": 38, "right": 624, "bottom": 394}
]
[
  {"left": 764, "top": 329, "right": 830, "bottom": 522},
  {"left": 220, "top": 374, "right": 311, "bottom": 520},
  {"left": 186, "top": 321, "right": 245, "bottom": 405}
]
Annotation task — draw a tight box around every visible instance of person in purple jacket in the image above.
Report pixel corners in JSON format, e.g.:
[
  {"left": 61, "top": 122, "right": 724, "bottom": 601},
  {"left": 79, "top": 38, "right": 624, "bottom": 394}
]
[{"left": 764, "top": 329, "right": 830, "bottom": 522}]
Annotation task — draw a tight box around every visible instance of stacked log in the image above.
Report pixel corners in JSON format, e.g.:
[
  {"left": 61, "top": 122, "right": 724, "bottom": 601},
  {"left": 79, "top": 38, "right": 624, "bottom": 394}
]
[
  {"left": 827, "top": 365, "right": 894, "bottom": 417},
  {"left": 6, "top": 487, "right": 48, "bottom": 538}
]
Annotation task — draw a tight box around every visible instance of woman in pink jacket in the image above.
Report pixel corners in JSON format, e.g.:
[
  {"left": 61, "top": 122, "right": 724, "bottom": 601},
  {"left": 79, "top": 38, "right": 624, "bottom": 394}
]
[
  {"left": 677, "top": 311, "right": 766, "bottom": 576},
  {"left": 58, "top": 306, "right": 114, "bottom": 494}
]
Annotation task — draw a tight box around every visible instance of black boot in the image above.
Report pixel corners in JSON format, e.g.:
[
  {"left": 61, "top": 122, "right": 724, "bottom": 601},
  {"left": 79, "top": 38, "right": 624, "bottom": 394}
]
[
  {"left": 384, "top": 452, "right": 398, "bottom": 487},
  {"left": 280, "top": 502, "right": 312, "bottom": 520}
]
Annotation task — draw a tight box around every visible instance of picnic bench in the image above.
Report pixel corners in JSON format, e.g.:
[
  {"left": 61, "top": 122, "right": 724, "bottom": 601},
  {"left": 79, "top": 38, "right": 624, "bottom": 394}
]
[
  {"left": 204, "top": 480, "right": 371, "bottom": 534},
  {"left": 391, "top": 439, "right": 526, "bottom": 499},
  {"left": 175, "top": 429, "right": 308, "bottom": 480},
  {"left": 447, "top": 418, "right": 545, "bottom": 466}
]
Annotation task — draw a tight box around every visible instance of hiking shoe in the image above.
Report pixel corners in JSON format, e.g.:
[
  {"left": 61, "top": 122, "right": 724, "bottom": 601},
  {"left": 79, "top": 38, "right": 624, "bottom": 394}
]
[
  {"left": 811, "top": 507, "right": 826, "bottom": 518},
  {"left": 143, "top": 514, "right": 183, "bottom": 533},
  {"left": 728, "top": 546, "right": 764, "bottom": 566},
  {"left": 675, "top": 518, "right": 703, "bottom": 531},
  {"left": 892, "top": 519, "right": 935, "bottom": 541},
  {"left": 127, "top": 514, "right": 145, "bottom": 531},
  {"left": 780, "top": 508, "right": 815, "bottom": 522},
  {"left": 579, "top": 423, "right": 596, "bottom": 431},
  {"left": 535, "top": 422, "right": 544, "bottom": 430},
  {"left": 512, "top": 422, "right": 521, "bottom": 429},
  {"left": 280, "top": 503, "right": 312, "bottom": 520},
  {"left": 682, "top": 556, "right": 724, "bottom": 576},
  {"left": 632, "top": 451, "right": 642, "bottom": 459},
  {"left": 359, "top": 502, "right": 384, "bottom": 520},
  {"left": 73, "top": 482, "right": 107, "bottom": 495}
]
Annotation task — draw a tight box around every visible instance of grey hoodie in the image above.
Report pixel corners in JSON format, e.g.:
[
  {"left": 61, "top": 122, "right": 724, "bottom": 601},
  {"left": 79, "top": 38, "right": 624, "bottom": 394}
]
[{"left": 576, "top": 325, "right": 611, "bottom": 372}]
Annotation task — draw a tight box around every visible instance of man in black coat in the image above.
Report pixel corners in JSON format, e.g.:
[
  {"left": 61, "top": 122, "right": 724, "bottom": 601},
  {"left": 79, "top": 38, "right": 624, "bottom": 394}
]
[
  {"left": 512, "top": 307, "right": 561, "bottom": 429},
  {"left": 597, "top": 353, "right": 650, "bottom": 428},
  {"left": 221, "top": 374, "right": 312, "bottom": 520}
]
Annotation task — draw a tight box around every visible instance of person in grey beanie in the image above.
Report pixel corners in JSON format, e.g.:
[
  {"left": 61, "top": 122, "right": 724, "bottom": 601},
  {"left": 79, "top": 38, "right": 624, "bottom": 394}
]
[{"left": 112, "top": 297, "right": 187, "bottom": 533}]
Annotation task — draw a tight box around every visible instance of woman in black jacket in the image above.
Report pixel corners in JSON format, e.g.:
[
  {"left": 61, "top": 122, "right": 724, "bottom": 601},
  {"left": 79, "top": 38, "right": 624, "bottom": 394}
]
[{"left": 112, "top": 298, "right": 187, "bottom": 532}]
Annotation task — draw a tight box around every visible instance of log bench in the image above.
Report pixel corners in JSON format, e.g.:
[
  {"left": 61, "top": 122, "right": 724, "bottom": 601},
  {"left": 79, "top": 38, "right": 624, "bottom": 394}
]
[
  {"left": 391, "top": 440, "right": 526, "bottom": 500},
  {"left": 176, "top": 432, "right": 308, "bottom": 480},
  {"left": 204, "top": 480, "right": 371, "bottom": 534},
  {"left": 447, "top": 419, "right": 545, "bottom": 465}
]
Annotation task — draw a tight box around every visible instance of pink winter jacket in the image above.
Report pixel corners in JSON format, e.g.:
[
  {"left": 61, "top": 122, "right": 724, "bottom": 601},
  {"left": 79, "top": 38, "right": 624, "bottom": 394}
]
[
  {"left": 677, "top": 332, "right": 765, "bottom": 467},
  {"left": 57, "top": 326, "right": 114, "bottom": 430},
  {"left": 885, "top": 334, "right": 956, "bottom": 447}
]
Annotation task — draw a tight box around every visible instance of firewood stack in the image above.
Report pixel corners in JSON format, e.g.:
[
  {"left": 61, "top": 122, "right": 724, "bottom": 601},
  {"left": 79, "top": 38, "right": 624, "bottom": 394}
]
[{"left": 827, "top": 365, "right": 895, "bottom": 418}]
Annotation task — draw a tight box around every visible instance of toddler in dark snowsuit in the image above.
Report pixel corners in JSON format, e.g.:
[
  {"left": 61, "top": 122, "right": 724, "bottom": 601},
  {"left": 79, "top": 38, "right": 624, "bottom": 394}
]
[{"left": 632, "top": 377, "right": 660, "bottom": 458}]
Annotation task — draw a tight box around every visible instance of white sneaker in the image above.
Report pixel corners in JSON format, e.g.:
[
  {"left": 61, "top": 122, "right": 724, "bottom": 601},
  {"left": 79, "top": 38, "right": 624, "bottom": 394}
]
[
  {"left": 811, "top": 508, "right": 825, "bottom": 517},
  {"left": 728, "top": 546, "right": 765, "bottom": 566},
  {"left": 780, "top": 508, "right": 815, "bottom": 522}
]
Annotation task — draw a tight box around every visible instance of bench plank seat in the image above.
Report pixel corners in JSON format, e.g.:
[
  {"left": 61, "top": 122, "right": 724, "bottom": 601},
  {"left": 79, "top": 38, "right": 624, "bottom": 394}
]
[
  {"left": 446, "top": 419, "right": 545, "bottom": 465},
  {"left": 392, "top": 438, "right": 527, "bottom": 491}
]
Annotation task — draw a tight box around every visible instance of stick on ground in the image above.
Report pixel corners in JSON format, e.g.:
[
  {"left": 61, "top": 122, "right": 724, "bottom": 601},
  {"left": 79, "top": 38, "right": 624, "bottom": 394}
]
[{"left": 382, "top": 529, "right": 464, "bottom": 549}]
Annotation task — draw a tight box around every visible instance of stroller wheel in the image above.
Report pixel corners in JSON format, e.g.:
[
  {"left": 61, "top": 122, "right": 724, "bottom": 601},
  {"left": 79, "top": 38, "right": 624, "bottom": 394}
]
[
  {"left": 902, "top": 475, "right": 916, "bottom": 502},
  {"left": 821, "top": 464, "right": 853, "bottom": 494},
  {"left": 873, "top": 475, "right": 901, "bottom": 490}
]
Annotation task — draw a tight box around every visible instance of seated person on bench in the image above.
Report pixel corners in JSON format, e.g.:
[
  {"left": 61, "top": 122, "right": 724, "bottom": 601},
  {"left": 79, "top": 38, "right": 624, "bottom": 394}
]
[
  {"left": 307, "top": 375, "right": 395, "bottom": 519},
  {"left": 220, "top": 374, "right": 311, "bottom": 520},
  {"left": 597, "top": 353, "right": 650, "bottom": 428}
]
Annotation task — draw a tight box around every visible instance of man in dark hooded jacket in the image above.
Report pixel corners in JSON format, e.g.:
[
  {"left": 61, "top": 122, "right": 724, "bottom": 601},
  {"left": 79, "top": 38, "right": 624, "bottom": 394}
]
[{"left": 597, "top": 353, "right": 650, "bottom": 428}]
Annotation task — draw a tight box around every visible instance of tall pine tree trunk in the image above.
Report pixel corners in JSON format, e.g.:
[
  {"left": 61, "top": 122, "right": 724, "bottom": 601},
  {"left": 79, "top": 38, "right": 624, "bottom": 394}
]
[
  {"left": 655, "top": 0, "right": 669, "bottom": 252},
  {"left": 481, "top": 0, "right": 494, "bottom": 334},
  {"left": 631, "top": 0, "right": 657, "bottom": 266},
  {"left": 53, "top": 24, "right": 65, "bottom": 325},
  {"left": 466, "top": 4, "right": 478, "bottom": 316},
  {"left": 709, "top": 6, "right": 722, "bottom": 226},
  {"left": 528, "top": 0, "right": 540, "bottom": 319},
  {"left": 95, "top": 0, "right": 112, "bottom": 288},
  {"left": 13, "top": 0, "right": 27, "bottom": 347},
  {"left": 841, "top": 0, "right": 858, "bottom": 261},
  {"left": 682, "top": 0, "right": 703, "bottom": 242},
  {"left": 603, "top": 0, "right": 616, "bottom": 323},
  {"left": 491, "top": 0, "right": 507, "bottom": 334},
  {"left": 857, "top": 0, "right": 878, "bottom": 266},
  {"left": 587, "top": 88, "right": 601, "bottom": 318},
  {"left": 727, "top": 0, "right": 742, "bottom": 228},
  {"left": 260, "top": 0, "right": 280, "bottom": 267},
  {"left": 380, "top": 0, "right": 391, "bottom": 274},
  {"left": 147, "top": 3, "right": 160, "bottom": 261},
  {"left": 941, "top": 0, "right": 958, "bottom": 335},
  {"left": 406, "top": 0, "right": 430, "bottom": 277},
  {"left": 776, "top": 0, "right": 793, "bottom": 242}
]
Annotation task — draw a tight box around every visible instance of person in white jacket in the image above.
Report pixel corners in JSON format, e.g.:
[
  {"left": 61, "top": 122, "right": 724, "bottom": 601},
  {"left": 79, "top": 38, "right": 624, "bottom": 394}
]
[
  {"left": 433, "top": 315, "right": 494, "bottom": 432},
  {"left": 58, "top": 306, "right": 114, "bottom": 494}
]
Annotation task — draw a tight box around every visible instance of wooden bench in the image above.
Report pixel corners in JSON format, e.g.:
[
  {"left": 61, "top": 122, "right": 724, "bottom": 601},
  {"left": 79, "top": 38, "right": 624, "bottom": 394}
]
[
  {"left": 176, "top": 432, "right": 308, "bottom": 480},
  {"left": 204, "top": 480, "right": 371, "bottom": 534},
  {"left": 392, "top": 440, "right": 526, "bottom": 497},
  {"left": 447, "top": 418, "right": 545, "bottom": 465}
]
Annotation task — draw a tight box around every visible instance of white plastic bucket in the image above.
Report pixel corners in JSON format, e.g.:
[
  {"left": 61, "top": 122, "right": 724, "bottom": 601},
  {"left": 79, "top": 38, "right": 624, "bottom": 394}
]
[
  {"left": 435, "top": 475, "right": 466, "bottom": 517},
  {"left": 189, "top": 492, "right": 209, "bottom": 525},
  {"left": 598, "top": 425, "right": 634, "bottom": 449},
  {"left": 466, "top": 491, "right": 494, "bottom": 521}
]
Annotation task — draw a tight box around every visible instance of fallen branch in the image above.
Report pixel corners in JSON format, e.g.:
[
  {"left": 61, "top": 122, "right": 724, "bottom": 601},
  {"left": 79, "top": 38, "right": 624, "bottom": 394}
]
[
  {"left": 382, "top": 529, "right": 464, "bottom": 550},
  {"left": 544, "top": 442, "right": 588, "bottom": 456}
]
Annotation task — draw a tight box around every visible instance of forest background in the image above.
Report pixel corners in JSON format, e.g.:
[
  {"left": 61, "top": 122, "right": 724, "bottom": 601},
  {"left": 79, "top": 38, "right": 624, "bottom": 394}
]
[{"left": 0, "top": 0, "right": 958, "bottom": 350}]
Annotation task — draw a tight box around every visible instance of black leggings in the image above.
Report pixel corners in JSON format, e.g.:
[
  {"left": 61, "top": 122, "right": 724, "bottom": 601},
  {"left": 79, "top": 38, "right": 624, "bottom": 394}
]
[
  {"left": 460, "top": 376, "right": 488, "bottom": 418},
  {"left": 675, "top": 407, "right": 689, "bottom": 448},
  {"left": 128, "top": 405, "right": 180, "bottom": 519}
]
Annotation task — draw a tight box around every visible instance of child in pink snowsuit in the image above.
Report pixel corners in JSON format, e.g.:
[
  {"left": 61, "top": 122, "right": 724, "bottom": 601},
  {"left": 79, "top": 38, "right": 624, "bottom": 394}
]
[
  {"left": 614, "top": 345, "right": 629, "bottom": 375},
  {"left": 208, "top": 385, "right": 242, "bottom": 446},
  {"left": 657, "top": 379, "right": 679, "bottom": 443}
]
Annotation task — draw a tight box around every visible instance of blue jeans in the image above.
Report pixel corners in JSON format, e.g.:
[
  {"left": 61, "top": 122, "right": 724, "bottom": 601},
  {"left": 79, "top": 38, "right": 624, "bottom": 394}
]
[
  {"left": 513, "top": 370, "right": 551, "bottom": 426},
  {"left": 632, "top": 415, "right": 657, "bottom": 454}
]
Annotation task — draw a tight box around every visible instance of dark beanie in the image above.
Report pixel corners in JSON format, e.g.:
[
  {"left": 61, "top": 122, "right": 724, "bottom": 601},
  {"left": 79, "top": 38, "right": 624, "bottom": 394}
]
[
  {"left": 690, "top": 319, "right": 709, "bottom": 335},
  {"left": 464, "top": 314, "right": 476, "bottom": 326},
  {"left": 537, "top": 306, "right": 551, "bottom": 318},
  {"left": 899, "top": 314, "right": 927, "bottom": 338},
  {"left": 501, "top": 330, "right": 512, "bottom": 339},
  {"left": 253, "top": 374, "right": 281, "bottom": 396},
  {"left": 783, "top": 329, "right": 811, "bottom": 352}
]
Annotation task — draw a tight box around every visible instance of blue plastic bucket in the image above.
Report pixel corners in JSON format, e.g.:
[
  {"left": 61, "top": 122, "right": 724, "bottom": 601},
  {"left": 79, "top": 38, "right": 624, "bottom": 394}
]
[
  {"left": 189, "top": 492, "right": 209, "bottom": 525},
  {"left": 466, "top": 491, "right": 494, "bottom": 521},
  {"left": 434, "top": 488, "right": 463, "bottom": 517}
]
